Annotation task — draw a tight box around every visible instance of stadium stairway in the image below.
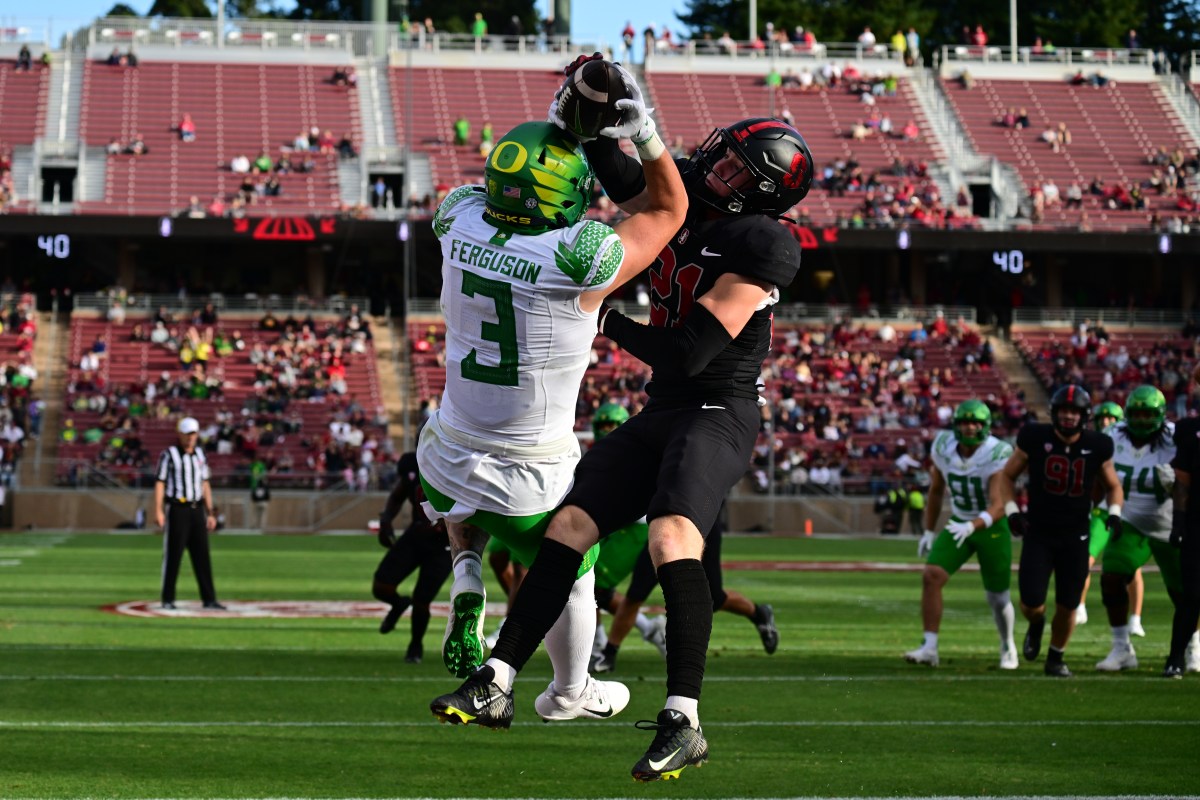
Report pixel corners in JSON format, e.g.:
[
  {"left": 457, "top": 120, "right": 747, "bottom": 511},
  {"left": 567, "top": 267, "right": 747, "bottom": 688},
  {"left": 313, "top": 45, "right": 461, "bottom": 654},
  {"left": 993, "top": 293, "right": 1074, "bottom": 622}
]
[
  {"left": 988, "top": 331, "right": 1049, "bottom": 411},
  {"left": 368, "top": 316, "right": 406, "bottom": 442},
  {"left": 18, "top": 312, "right": 70, "bottom": 488}
]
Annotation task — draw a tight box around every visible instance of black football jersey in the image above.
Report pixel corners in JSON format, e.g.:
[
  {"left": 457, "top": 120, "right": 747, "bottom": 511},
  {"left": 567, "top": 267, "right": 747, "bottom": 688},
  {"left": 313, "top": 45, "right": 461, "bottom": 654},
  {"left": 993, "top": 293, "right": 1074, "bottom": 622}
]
[
  {"left": 1017, "top": 424, "right": 1114, "bottom": 533},
  {"left": 397, "top": 451, "right": 439, "bottom": 533},
  {"left": 643, "top": 180, "right": 803, "bottom": 400},
  {"left": 1171, "top": 417, "right": 1200, "bottom": 529}
]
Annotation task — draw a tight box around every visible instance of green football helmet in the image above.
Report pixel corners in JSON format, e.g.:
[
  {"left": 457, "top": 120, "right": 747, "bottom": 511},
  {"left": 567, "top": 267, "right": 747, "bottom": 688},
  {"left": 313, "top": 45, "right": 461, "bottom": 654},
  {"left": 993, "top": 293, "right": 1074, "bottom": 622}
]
[
  {"left": 592, "top": 402, "right": 630, "bottom": 439},
  {"left": 1124, "top": 385, "right": 1166, "bottom": 439},
  {"left": 483, "top": 121, "right": 594, "bottom": 232},
  {"left": 1093, "top": 401, "right": 1124, "bottom": 431},
  {"left": 952, "top": 399, "right": 991, "bottom": 447}
]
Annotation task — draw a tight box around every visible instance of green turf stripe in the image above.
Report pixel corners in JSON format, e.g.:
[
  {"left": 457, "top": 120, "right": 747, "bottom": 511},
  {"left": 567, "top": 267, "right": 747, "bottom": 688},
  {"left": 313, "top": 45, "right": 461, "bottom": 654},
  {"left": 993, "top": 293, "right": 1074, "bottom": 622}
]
[{"left": 2, "top": 719, "right": 1195, "bottom": 729}]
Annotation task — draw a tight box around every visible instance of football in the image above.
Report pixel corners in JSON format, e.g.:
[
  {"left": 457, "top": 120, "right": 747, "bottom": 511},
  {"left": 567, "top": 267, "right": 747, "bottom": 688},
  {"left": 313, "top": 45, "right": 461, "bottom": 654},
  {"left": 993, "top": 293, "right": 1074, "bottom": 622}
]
[{"left": 555, "top": 58, "right": 632, "bottom": 140}]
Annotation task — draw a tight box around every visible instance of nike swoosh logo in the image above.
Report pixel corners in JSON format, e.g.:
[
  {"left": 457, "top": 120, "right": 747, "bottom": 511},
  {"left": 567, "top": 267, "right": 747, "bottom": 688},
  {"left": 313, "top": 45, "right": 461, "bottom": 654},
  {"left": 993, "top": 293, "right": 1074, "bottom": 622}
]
[
  {"left": 648, "top": 748, "right": 682, "bottom": 771},
  {"left": 1081, "top": 450, "right": 1092, "bottom": 454},
  {"left": 700, "top": 247, "right": 721, "bottom": 257},
  {"left": 472, "top": 695, "right": 490, "bottom": 710},
  {"left": 701, "top": 403, "right": 725, "bottom": 410},
  {"left": 1079, "top": 535, "right": 1088, "bottom": 541},
  {"left": 584, "top": 705, "right": 613, "bottom": 718}
]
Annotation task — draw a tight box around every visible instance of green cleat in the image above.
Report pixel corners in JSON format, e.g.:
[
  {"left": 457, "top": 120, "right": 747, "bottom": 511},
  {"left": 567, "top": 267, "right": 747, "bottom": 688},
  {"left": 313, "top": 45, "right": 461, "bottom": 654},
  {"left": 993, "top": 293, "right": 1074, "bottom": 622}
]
[{"left": 442, "top": 592, "right": 485, "bottom": 678}]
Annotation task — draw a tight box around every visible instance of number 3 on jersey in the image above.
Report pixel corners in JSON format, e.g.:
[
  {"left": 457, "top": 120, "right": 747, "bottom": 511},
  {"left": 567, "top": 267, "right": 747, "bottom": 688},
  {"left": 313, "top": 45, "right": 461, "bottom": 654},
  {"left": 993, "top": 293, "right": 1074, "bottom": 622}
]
[
  {"left": 460, "top": 272, "right": 519, "bottom": 386},
  {"left": 649, "top": 246, "right": 702, "bottom": 327}
]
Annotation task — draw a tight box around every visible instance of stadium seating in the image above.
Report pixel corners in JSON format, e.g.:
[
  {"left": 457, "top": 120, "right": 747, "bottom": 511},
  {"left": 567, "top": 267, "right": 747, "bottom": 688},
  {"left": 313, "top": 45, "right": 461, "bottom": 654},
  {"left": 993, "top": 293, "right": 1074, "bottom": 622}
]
[
  {"left": 941, "top": 77, "right": 1197, "bottom": 230},
  {"left": 0, "top": 61, "right": 48, "bottom": 146},
  {"left": 59, "top": 314, "right": 386, "bottom": 487},
  {"left": 76, "top": 61, "right": 358, "bottom": 215}
]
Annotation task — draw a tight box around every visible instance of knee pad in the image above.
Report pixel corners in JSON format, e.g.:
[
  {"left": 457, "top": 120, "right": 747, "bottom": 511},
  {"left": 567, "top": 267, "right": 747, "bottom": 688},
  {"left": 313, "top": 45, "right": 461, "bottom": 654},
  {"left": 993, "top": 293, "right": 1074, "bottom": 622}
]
[
  {"left": 985, "top": 590, "right": 1011, "bottom": 612},
  {"left": 1100, "top": 573, "right": 1133, "bottom": 608}
]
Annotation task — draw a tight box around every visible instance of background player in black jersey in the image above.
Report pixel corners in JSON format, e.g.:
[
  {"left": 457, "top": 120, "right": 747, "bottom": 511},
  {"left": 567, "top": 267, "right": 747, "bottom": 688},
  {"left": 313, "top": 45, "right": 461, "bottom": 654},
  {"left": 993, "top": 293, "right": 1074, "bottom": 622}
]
[
  {"left": 456, "top": 94, "right": 811, "bottom": 781},
  {"left": 999, "top": 384, "right": 1124, "bottom": 677},
  {"left": 373, "top": 451, "right": 451, "bottom": 664},
  {"left": 1165, "top": 365, "right": 1200, "bottom": 678}
]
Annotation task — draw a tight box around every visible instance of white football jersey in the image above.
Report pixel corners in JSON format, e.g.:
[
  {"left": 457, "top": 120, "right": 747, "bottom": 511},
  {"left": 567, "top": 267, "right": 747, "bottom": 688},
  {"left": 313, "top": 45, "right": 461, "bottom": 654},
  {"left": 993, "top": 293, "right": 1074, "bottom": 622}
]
[
  {"left": 1106, "top": 422, "right": 1175, "bottom": 540},
  {"left": 930, "top": 431, "right": 1013, "bottom": 519},
  {"left": 432, "top": 186, "right": 624, "bottom": 449}
]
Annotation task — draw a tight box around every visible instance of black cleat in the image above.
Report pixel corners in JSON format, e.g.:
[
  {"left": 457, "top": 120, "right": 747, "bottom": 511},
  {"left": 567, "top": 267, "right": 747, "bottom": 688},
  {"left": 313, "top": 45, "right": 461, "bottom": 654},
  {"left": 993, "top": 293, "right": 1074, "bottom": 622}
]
[
  {"left": 1163, "top": 661, "right": 1185, "bottom": 679},
  {"left": 202, "top": 602, "right": 227, "bottom": 610},
  {"left": 161, "top": 602, "right": 177, "bottom": 610},
  {"left": 591, "top": 644, "right": 618, "bottom": 674},
  {"left": 755, "top": 604, "right": 779, "bottom": 655},
  {"left": 405, "top": 643, "right": 423, "bottom": 664},
  {"left": 380, "top": 597, "right": 410, "bottom": 634},
  {"left": 631, "top": 709, "right": 709, "bottom": 782},
  {"left": 429, "top": 665, "right": 514, "bottom": 729},
  {"left": 1023, "top": 617, "right": 1045, "bottom": 662},
  {"left": 1044, "top": 661, "right": 1073, "bottom": 678}
]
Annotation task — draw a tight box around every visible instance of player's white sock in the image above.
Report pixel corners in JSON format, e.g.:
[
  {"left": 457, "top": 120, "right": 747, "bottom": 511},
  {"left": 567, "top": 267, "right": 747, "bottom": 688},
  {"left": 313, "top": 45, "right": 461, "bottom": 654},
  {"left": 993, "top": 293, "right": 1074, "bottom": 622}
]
[
  {"left": 634, "top": 612, "right": 653, "bottom": 636},
  {"left": 922, "top": 631, "right": 939, "bottom": 649},
  {"left": 450, "top": 551, "right": 484, "bottom": 598},
  {"left": 1129, "top": 613, "right": 1143, "bottom": 631},
  {"left": 1111, "top": 624, "right": 1130, "bottom": 646},
  {"left": 485, "top": 657, "right": 516, "bottom": 692},
  {"left": 593, "top": 616, "right": 609, "bottom": 652},
  {"left": 986, "top": 590, "right": 1016, "bottom": 650},
  {"left": 543, "top": 569, "right": 596, "bottom": 702},
  {"left": 665, "top": 695, "right": 700, "bottom": 728}
]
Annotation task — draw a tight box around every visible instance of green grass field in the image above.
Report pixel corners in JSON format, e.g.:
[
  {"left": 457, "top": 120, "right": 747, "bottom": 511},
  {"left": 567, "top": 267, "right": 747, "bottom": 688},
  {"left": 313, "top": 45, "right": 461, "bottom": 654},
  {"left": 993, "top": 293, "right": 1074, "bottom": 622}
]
[{"left": 1, "top": 531, "right": 1197, "bottom": 799}]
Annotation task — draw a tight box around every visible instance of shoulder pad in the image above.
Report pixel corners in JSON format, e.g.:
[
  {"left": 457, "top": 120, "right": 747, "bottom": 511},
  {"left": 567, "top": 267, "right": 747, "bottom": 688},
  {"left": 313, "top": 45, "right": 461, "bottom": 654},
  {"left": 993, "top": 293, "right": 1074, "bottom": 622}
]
[
  {"left": 739, "top": 218, "right": 802, "bottom": 287},
  {"left": 555, "top": 220, "right": 622, "bottom": 288},
  {"left": 433, "top": 186, "right": 483, "bottom": 237}
]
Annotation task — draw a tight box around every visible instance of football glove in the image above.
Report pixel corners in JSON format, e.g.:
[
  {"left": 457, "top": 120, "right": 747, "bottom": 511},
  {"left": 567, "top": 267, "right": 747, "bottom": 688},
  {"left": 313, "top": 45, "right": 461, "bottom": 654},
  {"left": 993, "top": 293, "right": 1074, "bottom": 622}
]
[
  {"left": 1170, "top": 509, "right": 1186, "bottom": 549},
  {"left": 947, "top": 520, "right": 975, "bottom": 548},
  {"left": 598, "top": 63, "right": 656, "bottom": 143},
  {"left": 378, "top": 516, "right": 396, "bottom": 548},
  {"left": 917, "top": 530, "right": 936, "bottom": 558},
  {"left": 1105, "top": 513, "right": 1123, "bottom": 542},
  {"left": 548, "top": 53, "right": 607, "bottom": 142},
  {"left": 1007, "top": 511, "right": 1029, "bottom": 539}
]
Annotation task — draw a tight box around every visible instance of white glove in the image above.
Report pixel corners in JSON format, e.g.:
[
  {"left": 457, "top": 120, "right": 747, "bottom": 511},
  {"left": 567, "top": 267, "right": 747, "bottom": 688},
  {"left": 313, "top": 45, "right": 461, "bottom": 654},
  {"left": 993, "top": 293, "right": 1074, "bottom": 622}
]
[
  {"left": 917, "top": 530, "right": 936, "bottom": 558},
  {"left": 948, "top": 520, "right": 976, "bottom": 547},
  {"left": 598, "top": 63, "right": 656, "bottom": 143}
]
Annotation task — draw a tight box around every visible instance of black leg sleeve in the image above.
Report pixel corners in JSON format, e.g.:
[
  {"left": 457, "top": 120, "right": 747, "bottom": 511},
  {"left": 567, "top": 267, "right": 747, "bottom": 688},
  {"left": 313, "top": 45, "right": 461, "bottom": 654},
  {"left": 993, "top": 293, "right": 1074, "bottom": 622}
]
[
  {"left": 489, "top": 538, "right": 583, "bottom": 671},
  {"left": 659, "top": 559, "right": 712, "bottom": 700}
]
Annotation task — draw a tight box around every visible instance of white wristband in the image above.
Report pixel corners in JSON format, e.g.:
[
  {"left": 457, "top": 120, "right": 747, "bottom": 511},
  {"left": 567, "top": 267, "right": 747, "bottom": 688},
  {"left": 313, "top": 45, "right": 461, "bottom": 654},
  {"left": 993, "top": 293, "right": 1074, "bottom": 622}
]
[
  {"left": 634, "top": 131, "right": 666, "bottom": 161},
  {"left": 1004, "top": 501, "right": 1020, "bottom": 516},
  {"left": 978, "top": 511, "right": 994, "bottom": 529},
  {"left": 1107, "top": 504, "right": 1121, "bottom": 518}
]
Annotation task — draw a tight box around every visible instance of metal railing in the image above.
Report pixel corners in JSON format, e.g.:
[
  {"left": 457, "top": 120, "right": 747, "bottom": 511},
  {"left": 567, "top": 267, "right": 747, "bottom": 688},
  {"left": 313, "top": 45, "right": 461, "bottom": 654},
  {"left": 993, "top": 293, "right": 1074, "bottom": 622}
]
[
  {"left": 1013, "top": 307, "right": 1189, "bottom": 327},
  {"left": 50, "top": 460, "right": 368, "bottom": 492},
  {"left": 940, "top": 44, "right": 1154, "bottom": 67},
  {"left": 74, "top": 293, "right": 371, "bottom": 315}
]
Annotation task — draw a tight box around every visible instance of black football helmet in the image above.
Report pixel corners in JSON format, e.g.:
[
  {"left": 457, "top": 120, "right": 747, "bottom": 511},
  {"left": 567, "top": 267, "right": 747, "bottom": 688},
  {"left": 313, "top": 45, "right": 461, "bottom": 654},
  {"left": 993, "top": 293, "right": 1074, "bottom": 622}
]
[
  {"left": 683, "top": 117, "right": 814, "bottom": 216},
  {"left": 1049, "top": 384, "right": 1091, "bottom": 437}
]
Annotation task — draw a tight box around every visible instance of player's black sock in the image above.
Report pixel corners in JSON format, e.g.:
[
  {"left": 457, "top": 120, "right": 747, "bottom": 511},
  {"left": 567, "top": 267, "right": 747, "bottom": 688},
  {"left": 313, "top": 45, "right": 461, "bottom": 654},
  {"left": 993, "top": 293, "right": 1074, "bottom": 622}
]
[
  {"left": 490, "top": 538, "right": 582, "bottom": 671},
  {"left": 752, "top": 603, "right": 769, "bottom": 624},
  {"left": 1047, "top": 645, "right": 1065, "bottom": 664},
  {"left": 658, "top": 559, "right": 712, "bottom": 700},
  {"left": 410, "top": 604, "right": 430, "bottom": 643},
  {"left": 603, "top": 642, "right": 619, "bottom": 659}
]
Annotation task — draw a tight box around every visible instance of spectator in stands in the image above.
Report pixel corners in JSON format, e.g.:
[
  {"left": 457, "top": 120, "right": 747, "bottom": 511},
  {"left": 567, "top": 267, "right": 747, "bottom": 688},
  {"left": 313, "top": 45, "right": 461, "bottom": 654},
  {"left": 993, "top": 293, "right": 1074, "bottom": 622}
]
[
  {"left": 1015, "top": 108, "right": 1030, "bottom": 128},
  {"left": 971, "top": 25, "right": 987, "bottom": 46},
  {"left": 471, "top": 12, "right": 488, "bottom": 40},
  {"left": 318, "top": 130, "right": 336, "bottom": 154},
  {"left": 1089, "top": 175, "right": 1105, "bottom": 196},
  {"left": 1070, "top": 69, "right": 1087, "bottom": 86},
  {"left": 230, "top": 153, "right": 250, "bottom": 174},
  {"left": 1042, "top": 179, "right": 1060, "bottom": 206},
  {"left": 1126, "top": 29, "right": 1139, "bottom": 49},
  {"left": 186, "top": 196, "right": 205, "bottom": 218},
  {"left": 125, "top": 50, "right": 138, "bottom": 68},
  {"left": 620, "top": 21, "right": 636, "bottom": 61},
  {"left": 293, "top": 130, "right": 310, "bottom": 152},
  {"left": 958, "top": 69, "right": 974, "bottom": 91},
  {"left": 206, "top": 194, "right": 226, "bottom": 217},
  {"left": 107, "top": 300, "right": 126, "bottom": 325},
  {"left": 717, "top": 30, "right": 736, "bottom": 55},
  {"left": 106, "top": 47, "right": 122, "bottom": 66},
  {"left": 263, "top": 174, "right": 282, "bottom": 197},
  {"left": 124, "top": 133, "right": 147, "bottom": 156},
  {"left": 16, "top": 45, "right": 32, "bottom": 72},
  {"left": 1090, "top": 71, "right": 1109, "bottom": 88},
  {"left": 372, "top": 176, "right": 387, "bottom": 208},
  {"left": 178, "top": 113, "right": 196, "bottom": 143},
  {"left": 858, "top": 26, "right": 876, "bottom": 50},
  {"left": 1064, "top": 182, "right": 1083, "bottom": 209},
  {"left": 1054, "top": 122, "right": 1071, "bottom": 152},
  {"left": 999, "top": 107, "right": 1017, "bottom": 128},
  {"left": 252, "top": 151, "right": 273, "bottom": 174},
  {"left": 453, "top": 115, "right": 469, "bottom": 146}
]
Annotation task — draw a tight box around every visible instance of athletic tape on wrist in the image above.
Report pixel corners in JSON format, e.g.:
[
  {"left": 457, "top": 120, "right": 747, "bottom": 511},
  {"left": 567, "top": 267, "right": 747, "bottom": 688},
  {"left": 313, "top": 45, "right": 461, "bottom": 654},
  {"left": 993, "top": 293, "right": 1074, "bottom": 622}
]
[
  {"left": 978, "top": 511, "right": 994, "bottom": 529},
  {"left": 1108, "top": 504, "right": 1122, "bottom": 518},
  {"left": 634, "top": 131, "right": 666, "bottom": 161},
  {"left": 1004, "top": 501, "right": 1020, "bottom": 516}
]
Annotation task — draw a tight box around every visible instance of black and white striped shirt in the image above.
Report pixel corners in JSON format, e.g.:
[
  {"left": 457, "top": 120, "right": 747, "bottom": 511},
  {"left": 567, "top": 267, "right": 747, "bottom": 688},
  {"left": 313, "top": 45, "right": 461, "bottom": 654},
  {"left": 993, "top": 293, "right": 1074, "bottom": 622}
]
[{"left": 155, "top": 446, "right": 210, "bottom": 502}]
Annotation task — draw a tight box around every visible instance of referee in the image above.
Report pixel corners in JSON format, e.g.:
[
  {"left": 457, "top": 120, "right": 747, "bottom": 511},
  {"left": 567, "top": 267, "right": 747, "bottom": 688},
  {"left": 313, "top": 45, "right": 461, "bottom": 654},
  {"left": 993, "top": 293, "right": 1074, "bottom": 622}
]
[
  {"left": 1167, "top": 368, "right": 1200, "bottom": 677},
  {"left": 155, "top": 416, "right": 224, "bottom": 610}
]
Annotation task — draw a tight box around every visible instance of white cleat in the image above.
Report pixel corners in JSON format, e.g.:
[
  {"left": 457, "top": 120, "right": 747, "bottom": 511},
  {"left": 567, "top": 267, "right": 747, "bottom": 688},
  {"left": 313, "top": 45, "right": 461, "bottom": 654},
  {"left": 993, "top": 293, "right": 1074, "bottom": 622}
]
[
  {"left": 642, "top": 615, "right": 668, "bottom": 659},
  {"left": 1074, "top": 604, "right": 1088, "bottom": 625},
  {"left": 999, "top": 645, "right": 1019, "bottom": 670},
  {"left": 1186, "top": 634, "right": 1200, "bottom": 673},
  {"left": 1096, "top": 643, "right": 1138, "bottom": 672},
  {"left": 484, "top": 617, "right": 505, "bottom": 650},
  {"left": 904, "top": 645, "right": 939, "bottom": 666},
  {"left": 1129, "top": 618, "right": 1146, "bottom": 638},
  {"left": 534, "top": 676, "right": 630, "bottom": 722}
]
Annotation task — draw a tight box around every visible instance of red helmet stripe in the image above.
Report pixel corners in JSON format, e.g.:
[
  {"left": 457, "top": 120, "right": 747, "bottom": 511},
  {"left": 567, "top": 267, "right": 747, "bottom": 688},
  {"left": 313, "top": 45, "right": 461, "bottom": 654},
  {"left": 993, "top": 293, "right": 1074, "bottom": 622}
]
[{"left": 733, "top": 121, "right": 792, "bottom": 141}]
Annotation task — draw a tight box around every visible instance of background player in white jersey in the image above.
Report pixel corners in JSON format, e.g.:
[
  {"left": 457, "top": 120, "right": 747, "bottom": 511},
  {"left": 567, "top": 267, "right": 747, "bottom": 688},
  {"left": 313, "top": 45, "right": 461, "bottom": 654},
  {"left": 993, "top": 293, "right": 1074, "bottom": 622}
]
[
  {"left": 1077, "top": 401, "right": 1145, "bottom": 632},
  {"left": 1095, "top": 386, "right": 1186, "bottom": 672},
  {"left": 905, "top": 400, "right": 1018, "bottom": 669},
  {"left": 422, "top": 67, "right": 687, "bottom": 727}
]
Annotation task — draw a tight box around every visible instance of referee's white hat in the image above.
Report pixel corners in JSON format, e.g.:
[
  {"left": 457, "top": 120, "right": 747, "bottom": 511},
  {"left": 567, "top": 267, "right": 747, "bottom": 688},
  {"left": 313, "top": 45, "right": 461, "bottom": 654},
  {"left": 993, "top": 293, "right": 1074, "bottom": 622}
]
[{"left": 177, "top": 417, "right": 200, "bottom": 434}]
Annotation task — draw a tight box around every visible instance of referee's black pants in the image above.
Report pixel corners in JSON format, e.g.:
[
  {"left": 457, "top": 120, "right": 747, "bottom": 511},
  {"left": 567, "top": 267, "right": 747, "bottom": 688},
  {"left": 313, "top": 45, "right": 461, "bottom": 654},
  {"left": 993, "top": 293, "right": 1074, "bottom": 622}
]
[
  {"left": 162, "top": 502, "right": 217, "bottom": 605},
  {"left": 1168, "top": 531, "right": 1200, "bottom": 663}
]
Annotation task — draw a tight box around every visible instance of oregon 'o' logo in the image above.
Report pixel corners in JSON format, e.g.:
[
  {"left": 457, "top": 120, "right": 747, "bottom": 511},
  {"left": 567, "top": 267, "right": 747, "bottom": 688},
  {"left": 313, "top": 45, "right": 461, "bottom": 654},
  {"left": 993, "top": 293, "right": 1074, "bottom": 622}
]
[{"left": 489, "top": 141, "right": 527, "bottom": 173}]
